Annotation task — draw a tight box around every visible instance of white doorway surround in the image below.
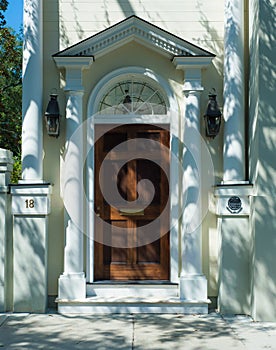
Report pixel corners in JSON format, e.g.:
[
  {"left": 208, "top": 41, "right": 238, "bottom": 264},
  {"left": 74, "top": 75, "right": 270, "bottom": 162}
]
[
  {"left": 85, "top": 66, "right": 179, "bottom": 285},
  {"left": 53, "top": 16, "right": 214, "bottom": 313}
]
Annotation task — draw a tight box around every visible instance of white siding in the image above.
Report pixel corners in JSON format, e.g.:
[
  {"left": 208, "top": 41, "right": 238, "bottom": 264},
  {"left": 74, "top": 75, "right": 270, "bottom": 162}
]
[{"left": 55, "top": 0, "right": 224, "bottom": 55}]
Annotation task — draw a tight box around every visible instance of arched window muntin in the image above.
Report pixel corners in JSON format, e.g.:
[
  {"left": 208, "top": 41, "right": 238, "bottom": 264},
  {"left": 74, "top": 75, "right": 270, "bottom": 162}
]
[{"left": 97, "top": 75, "right": 168, "bottom": 115}]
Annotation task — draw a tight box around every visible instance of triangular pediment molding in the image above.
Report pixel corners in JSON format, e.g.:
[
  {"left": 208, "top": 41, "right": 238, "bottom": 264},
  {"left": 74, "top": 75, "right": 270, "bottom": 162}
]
[{"left": 53, "top": 15, "right": 215, "bottom": 60}]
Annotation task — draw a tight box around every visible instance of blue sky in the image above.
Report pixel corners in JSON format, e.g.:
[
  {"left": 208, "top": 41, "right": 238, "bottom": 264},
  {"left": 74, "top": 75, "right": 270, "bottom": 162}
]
[{"left": 5, "top": 0, "right": 23, "bottom": 33}]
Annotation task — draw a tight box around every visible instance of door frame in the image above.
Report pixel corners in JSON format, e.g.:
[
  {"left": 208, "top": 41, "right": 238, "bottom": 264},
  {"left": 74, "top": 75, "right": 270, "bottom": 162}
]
[{"left": 86, "top": 67, "right": 180, "bottom": 283}]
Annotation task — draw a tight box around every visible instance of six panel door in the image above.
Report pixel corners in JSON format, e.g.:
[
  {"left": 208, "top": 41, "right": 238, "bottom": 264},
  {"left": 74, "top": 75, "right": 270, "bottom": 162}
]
[{"left": 94, "top": 124, "right": 170, "bottom": 280}]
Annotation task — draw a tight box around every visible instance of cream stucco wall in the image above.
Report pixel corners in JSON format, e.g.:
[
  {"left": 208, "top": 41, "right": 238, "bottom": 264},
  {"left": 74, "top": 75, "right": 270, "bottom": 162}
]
[{"left": 43, "top": 0, "right": 225, "bottom": 296}]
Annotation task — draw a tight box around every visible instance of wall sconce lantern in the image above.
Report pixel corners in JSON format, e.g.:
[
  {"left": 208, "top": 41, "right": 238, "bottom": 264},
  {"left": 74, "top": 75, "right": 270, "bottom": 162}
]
[
  {"left": 44, "top": 94, "right": 60, "bottom": 137},
  {"left": 204, "top": 91, "right": 222, "bottom": 138}
]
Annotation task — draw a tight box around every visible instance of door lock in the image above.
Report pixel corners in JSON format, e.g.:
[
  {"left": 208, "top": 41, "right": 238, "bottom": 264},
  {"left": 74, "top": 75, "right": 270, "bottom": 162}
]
[{"left": 95, "top": 206, "right": 101, "bottom": 217}]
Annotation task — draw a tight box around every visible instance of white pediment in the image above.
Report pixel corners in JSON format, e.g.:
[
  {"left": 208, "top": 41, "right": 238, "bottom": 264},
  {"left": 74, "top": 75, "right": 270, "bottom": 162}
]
[{"left": 53, "top": 15, "right": 215, "bottom": 60}]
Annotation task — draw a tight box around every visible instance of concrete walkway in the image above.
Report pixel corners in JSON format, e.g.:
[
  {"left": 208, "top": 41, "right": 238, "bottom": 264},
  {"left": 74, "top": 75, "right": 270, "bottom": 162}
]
[{"left": 1, "top": 312, "right": 276, "bottom": 349}]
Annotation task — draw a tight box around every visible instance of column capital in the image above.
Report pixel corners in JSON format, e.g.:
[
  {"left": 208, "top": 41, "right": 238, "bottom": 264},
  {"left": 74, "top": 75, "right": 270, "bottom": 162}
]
[
  {"left": 53, "top": 56, "right": 94, "bottom": 70},
  {"left": 184, "top": 68, "right": 204, "bottom": 91},
  {"left": 173, "top": 56, "right": 213, "bottom": 70},
  {"left": 53, "top": 56, "right": 94, "bottom": 92},
  {"left": 173, "top": 56, "right": 213, "bottom": 92}
]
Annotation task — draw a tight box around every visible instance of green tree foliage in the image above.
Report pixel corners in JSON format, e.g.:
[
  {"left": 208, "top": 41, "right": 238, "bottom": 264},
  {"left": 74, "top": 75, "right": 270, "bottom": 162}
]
[
  {"left": 0, "top": 0, "right": 8, "bottom": 27},
  {"left": 0, "top": 0, "right": 22, "bottom": 182}
]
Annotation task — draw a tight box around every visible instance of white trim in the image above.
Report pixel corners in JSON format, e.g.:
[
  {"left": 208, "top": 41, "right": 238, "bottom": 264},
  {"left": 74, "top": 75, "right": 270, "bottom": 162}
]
[
  {"left": 53, "top": 56, "right": 94, "bottom": 70},
  {"left": 92, "top": 114, "right": 170, "bottom": 125},
  {"left": 87, "top": 67, "right": 178, "bottom": 116},
  {"left": 54, "top": 16, "right": 214, "bottom": 59},
  {"left": 173, "top": 56, "right": 214, "bottom": 69},
  {"left": 214, "top": 184, "right": 254, "bottom": 197},
  {"left": 86, "top": 67, "right": 180, "bottom": 283}
]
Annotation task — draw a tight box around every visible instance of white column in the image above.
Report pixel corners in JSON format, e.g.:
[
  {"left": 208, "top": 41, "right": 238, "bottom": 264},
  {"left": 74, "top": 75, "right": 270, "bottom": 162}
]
[
  {"left": 223, "top": 0, "right": 245, "bottom": 182},
  {"left": 63, "top": 90, "right": 84, "bottom": 274},
  {"left": 173, "top": 59, "right": 213, "bottom": 307},
  {"left": 180, "top": 71, "right": 208, "bottom": 303},
  {"left": 21, "top": 0, "right": 43, "bottom": 181},
  {"left": 53, "top": 58, "right": 93, "bottom": 301},
  {"left": 182, "top": 89, "right": 203, "bottom": 276},
  {"left": 59, "top": 88, "right": 86, "bottom": 300}
]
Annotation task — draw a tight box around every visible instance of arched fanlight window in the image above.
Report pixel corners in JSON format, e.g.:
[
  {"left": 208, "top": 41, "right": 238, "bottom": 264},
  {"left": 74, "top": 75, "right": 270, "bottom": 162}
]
[{"left": 98, "top": 79, "right": 167, "bottom": 115}]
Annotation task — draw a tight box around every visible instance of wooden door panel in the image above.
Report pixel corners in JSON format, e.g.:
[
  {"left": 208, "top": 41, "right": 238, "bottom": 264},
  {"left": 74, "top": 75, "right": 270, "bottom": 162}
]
[
  {"left": 103, "top": 131, "right": 127, "bottom": 152},
  {"left": 103, "top": 161, "right": 128, "bottom": 203},
  {"left": 136, "top": 159, "right": 162, "bottom": 204},
  {"left": 94, "top": 124, "right": 170, "bottom": 281},
  {"left": 103, "top": 221, "right": 129, "bottom": 264},
  {"left": 137, "top": 241, "right": 161, "bottom": 264}
]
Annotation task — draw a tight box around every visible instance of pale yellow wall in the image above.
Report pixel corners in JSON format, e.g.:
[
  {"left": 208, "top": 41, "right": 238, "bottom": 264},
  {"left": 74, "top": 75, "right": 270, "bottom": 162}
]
[{"left": 43, "top": 0, "right": 225, "bottom": 296}]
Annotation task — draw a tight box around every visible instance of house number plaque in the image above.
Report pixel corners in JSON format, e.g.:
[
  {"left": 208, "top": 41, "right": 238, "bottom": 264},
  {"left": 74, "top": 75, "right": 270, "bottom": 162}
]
[
  {"left": 226, "top": 196, "right": 242, "bottom": 214},
  {"left": 25, "top": 199, "right": 35, "bottom": 208},
  {"left": 12, "top": 196, "right": 50, "bottom": 215},
  {"left": 11, "top": 185, "right": 51, "bottom": 216}
]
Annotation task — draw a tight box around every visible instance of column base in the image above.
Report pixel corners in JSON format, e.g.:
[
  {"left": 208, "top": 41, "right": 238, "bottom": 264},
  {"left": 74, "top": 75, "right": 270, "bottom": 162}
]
[
  {"left": 58, "top": 273, "right": 86, "bottom": 300},
  {"left": 179, "top": 274, "right": 208, "bottom": 302}
]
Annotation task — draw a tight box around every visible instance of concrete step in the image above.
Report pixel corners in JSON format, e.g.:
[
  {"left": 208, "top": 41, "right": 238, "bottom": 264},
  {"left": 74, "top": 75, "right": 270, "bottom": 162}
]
[
  {"left": 86, "top": 282, "right": 179, "bottom": 298},
  {"left": 56, "top": 296, "right": 210, "bottom": 314}
]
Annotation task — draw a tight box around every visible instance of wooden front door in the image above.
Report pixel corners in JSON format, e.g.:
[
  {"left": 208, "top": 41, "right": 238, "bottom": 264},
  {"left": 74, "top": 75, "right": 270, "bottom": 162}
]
[{"left": 94, "top": 124, "right": 170, "bottom": 280}]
